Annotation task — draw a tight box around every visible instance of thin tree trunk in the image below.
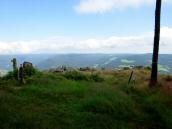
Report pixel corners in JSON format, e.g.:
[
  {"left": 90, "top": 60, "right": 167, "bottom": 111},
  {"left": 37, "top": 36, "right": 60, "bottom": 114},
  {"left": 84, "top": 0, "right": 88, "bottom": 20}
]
[{"left": 150, "top": 0, "right": 162, "bottom": 86}]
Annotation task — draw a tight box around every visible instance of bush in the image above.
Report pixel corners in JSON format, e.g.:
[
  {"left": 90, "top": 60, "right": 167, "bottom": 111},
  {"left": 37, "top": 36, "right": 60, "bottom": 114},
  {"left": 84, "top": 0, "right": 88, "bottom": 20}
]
[
  {"left": 4, "top": 69, "right": 18, "bottom": 80},
  {"left": 63, "top": 71, "right": 104, "bottom": 82},
  {"left": 24, "top": 66, "right": 38, "bottom": 77},
  {"left": 90, "top": 74, "right": 104, "bottom": 82},
  {"left": 165, "top": 75, "right": 172, "bottom": 82},
  {"left": 63, "top": 71, "right": 89, "bottom": 81},
  {"left": 3, "top": 67, "right": 38, "bottom": 81},
  {"left": 145, "top": 66, "right": 151, "bottom": 71},
  {"left": 123, "top": 67, "right": 130, "bottom": 70}
]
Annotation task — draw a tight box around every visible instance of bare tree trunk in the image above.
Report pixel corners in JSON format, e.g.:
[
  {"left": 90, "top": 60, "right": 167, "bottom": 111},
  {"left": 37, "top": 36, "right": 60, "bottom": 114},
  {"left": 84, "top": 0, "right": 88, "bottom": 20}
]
[{"left": 150, "top": 0, "right": 162, "bottom": 86}]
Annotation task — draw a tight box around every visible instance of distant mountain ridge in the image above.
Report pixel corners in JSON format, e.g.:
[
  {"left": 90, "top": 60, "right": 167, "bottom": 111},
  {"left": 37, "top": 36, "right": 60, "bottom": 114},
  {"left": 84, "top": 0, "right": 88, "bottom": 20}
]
[{"left": 0, "top": 54, "right": 172, "bottom": 73}]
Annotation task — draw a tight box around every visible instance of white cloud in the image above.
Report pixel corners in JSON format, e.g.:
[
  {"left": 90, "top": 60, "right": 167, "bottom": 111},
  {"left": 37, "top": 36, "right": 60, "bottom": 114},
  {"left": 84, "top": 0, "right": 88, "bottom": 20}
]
[
  {"left": 74, "top": 0, "right": 172, "bottom": 14},
  {"left": 0, "top": 27, "right": 172, "bottom": 54}
]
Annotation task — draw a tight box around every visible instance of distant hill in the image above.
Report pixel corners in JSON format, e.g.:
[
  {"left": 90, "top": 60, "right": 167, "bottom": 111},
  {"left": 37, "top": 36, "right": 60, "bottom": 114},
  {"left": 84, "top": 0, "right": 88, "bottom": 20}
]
[
  {"left": 0, "top": 54, "right": 55, "bottom": 70},
  {"left": 37, "top": 54, "right": 172, "bottom": 73},
  {"left": 0, "top": 54, "right": 172, "bottom": 73}
]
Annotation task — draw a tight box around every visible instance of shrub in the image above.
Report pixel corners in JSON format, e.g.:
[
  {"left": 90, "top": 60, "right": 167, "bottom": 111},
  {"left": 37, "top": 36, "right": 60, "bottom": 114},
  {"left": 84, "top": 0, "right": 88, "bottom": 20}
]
[
  {"left": 165, "top": 75, "right": 172, "bottom": 82},
  {"left": 4, "top": 69, "right": 18, "bottom": 80},
  {"left": 24, "top": 66, "right": 38, "bottom": 77},
  {"left": 63, "top": 71, "right": 104, "bottom": 82},
  {"left": 63, "top": 71, "right": 89, "bottom": 81},
  {"left": 145, "top": 66, "right": 151, "bottom": 71},
  {"left": 2, "top": 67, "right": 38, "bottom": 81},
  {"left": 90, "top": 74, "right": 104, "bottom": 82},
  {"left": 123, "top": 67, "right": 130, "bottom": 70}
]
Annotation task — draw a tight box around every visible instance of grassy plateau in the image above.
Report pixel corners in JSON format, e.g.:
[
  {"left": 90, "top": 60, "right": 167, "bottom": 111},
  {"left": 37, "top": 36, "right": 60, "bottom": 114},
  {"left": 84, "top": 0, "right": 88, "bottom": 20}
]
[{"left": 0, "top": 69, "right": 172, "bottom": 129}]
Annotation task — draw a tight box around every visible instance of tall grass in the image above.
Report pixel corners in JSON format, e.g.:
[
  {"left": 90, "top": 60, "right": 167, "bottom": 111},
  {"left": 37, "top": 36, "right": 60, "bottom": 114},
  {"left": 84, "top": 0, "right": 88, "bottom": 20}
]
[{"left": 0, "top": 70, "right": 172, "bottom": 129}]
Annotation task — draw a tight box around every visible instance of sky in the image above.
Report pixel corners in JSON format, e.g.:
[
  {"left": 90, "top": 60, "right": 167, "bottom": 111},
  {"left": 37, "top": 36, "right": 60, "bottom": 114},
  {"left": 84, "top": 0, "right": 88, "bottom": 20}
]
[{"left": 0, "top": 0, "right": 172, "bottom": 54}]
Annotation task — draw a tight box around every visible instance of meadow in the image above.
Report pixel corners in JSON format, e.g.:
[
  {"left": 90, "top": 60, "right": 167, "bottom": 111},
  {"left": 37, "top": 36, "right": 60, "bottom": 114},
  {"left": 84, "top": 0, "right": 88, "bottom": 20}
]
[{"left": 0, "top": 69, "right": 172, "bottom": 129}]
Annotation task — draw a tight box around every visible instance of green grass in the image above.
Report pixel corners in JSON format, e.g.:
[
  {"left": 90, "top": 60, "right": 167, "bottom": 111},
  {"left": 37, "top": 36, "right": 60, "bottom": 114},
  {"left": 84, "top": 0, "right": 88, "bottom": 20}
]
[{"left": 0, "top": 70, "right": 172, "bottom": 129}]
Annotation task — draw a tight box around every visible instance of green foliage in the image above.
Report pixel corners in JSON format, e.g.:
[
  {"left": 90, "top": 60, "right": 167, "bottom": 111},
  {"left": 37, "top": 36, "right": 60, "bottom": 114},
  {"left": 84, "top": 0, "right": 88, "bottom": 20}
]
[
  {"left": 123, "top": 67, "right": 130, "bottom": 70},
  {"left": 145, "top": 66, "right": 151, "bottom": 71},
  {"left": 0, "top": 70, "right": 172, "bottom": 129},
  {"left": 165, "top": 75, "right": 172, "bottom": 82},
  {"left": 24, "top": 66, "right": 38, "bottom": 77},
  {"left": 90, "top": 74, "right": 104, "bottom": 82},
  {"left": 63, "top": 71, "right": 89, "bottom": 81},
  {"left": 4, "top": 69, "right": 18, "bottom": 80},
  {"left": 63, "top": 71, "right": 104, "bottom": 82},
  {"left": 3, "top": 67, "right": 39, "bottom": 81}
]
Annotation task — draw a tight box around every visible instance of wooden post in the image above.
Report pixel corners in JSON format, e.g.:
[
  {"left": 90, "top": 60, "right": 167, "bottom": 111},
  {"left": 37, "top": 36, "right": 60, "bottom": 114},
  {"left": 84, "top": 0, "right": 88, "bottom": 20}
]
[
  {"left": 19, "top": 64, "right": 25, "bottom": 84},
  {"left": 150, "top": 0, "right": 162, "bottom": 86},
  {"left": 11, "top": 58, "right": 17, "bottom": 71},
  {"left": 128, "top": 70, "right": 134, "bottom": 85}
]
